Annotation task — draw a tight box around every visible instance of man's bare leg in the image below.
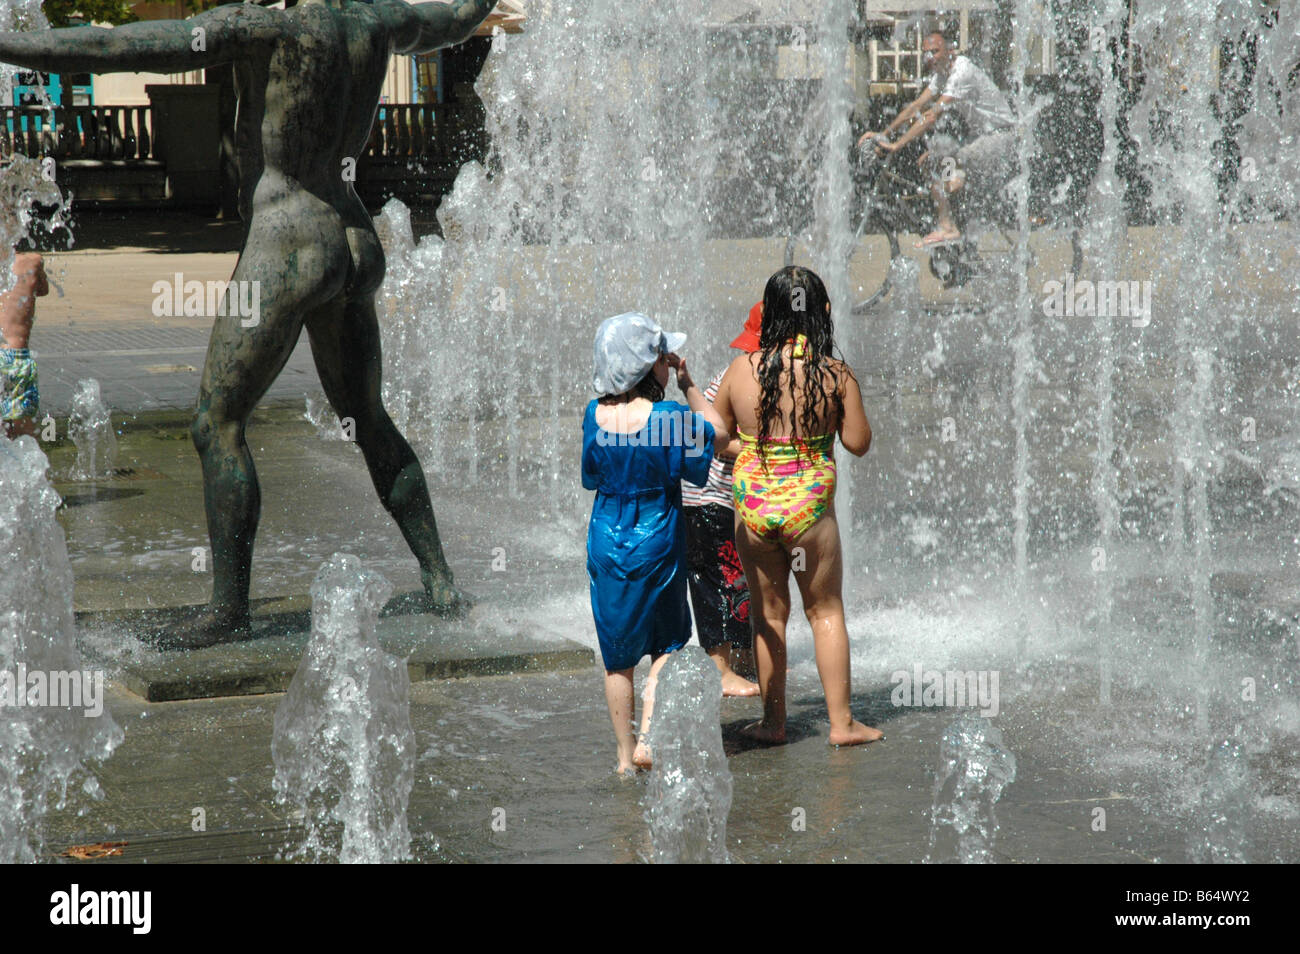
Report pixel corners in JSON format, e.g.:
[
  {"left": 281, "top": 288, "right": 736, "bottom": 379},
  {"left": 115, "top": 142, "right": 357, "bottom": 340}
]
[
  {"left": 305, "top": 296, "right": 468, "bottom": 615},
  {"left": 917, "top": 171, "right": 964, "bottom": 247}
]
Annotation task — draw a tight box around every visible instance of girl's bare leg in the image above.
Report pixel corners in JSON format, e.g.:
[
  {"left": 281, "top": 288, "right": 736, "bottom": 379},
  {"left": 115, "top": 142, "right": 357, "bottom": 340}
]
[
  {"left": 790, "top": 512, "right": 883, "bottom": 745},
  {"left": 604, "top": 667, "right": 637, "bottom": 773},
  {"left": 735, "top": 522, "right": 793, "bottom": 742},
  {"left": 633, "top": 652, "right": 672, "bottom": 768}
]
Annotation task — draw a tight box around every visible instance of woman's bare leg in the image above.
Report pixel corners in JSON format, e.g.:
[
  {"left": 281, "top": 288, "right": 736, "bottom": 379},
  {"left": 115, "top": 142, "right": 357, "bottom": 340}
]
[
  {"left": 790, "top": 512, "right": 883, "bottom": 745},
  {"left": 735, "top": 522, "right": 793, "bottom": 742},
  {"left": 604, "top": 667, "right": 636, "bottom": 773}
]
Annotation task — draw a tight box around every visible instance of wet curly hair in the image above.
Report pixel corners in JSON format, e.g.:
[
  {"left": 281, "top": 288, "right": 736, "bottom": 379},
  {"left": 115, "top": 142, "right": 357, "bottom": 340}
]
[{"left": 755, "top": 266, "right": 843, "bottom": 465}]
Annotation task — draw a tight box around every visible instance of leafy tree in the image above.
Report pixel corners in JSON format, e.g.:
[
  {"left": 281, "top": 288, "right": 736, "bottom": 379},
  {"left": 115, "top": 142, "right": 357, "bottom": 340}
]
[
  {"left": 41, "top": 0, "right": 137, "bottom": 27},
  {"left": 41, "top": 0, "right": 227, "bottom": 29}
]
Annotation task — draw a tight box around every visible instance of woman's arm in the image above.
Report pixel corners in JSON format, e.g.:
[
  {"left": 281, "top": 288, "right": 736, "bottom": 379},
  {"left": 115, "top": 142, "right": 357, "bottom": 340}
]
[
  {"left": 375, "top": 0, "right": 499, "bottom": 55},
  {"left": 0, "top": 6, "right": 272, "bottom": 74},
  {"left": 837, "top": 363, "right": 872, "bottom": 456}
]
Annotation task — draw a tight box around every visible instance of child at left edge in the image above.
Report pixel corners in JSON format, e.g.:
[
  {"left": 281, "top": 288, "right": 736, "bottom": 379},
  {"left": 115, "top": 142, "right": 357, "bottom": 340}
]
[{"left": 582, "top": 311, "right": 730, "bottom": 774}]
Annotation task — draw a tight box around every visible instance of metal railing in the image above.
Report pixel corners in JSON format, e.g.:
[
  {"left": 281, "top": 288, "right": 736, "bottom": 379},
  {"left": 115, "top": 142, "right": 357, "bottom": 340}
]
[
  {"left": 364, "top": 103, "right": 486, "bottom": 166},
  {"left": 0, "top": 104, "right": 155, "bottom": 161},
  {"left": 1, "top": 102, "right": 485, "bottom": 166}
]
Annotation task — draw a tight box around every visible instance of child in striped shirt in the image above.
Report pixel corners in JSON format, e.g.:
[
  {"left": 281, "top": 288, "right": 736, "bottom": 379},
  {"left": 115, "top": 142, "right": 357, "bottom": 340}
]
[{"left": 681, "top": 303, "right": 764, "bottom": 697}]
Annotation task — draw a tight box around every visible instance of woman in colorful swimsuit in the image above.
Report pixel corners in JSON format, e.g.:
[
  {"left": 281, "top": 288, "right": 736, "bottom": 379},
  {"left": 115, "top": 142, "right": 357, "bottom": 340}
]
[{"left": 714, "top": 266, "right": 883, "bottom": 747}]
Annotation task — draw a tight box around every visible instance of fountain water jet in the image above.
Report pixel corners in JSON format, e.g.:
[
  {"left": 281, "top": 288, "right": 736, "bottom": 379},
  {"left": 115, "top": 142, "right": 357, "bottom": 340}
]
[
  {"left": 0, "top": 436, "right": 122, "bottom": 863},
  {"left": 67, "top": 379, "right": 117, "bottom": 480},
  {"left": 1085, "top": 0, "right": 1128, "bottom": 707},
  {"left": 1187, "top": 737, "right": 1252, "bottom": 864},
  {"left": 926, "top": 713, "right": 1017, "bottom": 864},
  {"left": 643, "top": 647, "right": 732, "bottom": 864},
  {"left": 272, "top": 553, "right": 414, "bottom": 864}
]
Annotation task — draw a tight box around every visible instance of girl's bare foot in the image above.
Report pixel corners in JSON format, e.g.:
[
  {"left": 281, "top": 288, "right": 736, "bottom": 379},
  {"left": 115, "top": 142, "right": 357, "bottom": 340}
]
[
  {"left": 616, "top": 762, "right": 636, "bottom": 777},
  {"left": 828, "top": 720, "right": 884, "bottom": 746},
  {"left": 632, "top": 740, "right": 652, "bottom": 770},
  {"left": 741, "top": 720, "right": 786, "bottom": 744},
  {"left": 721, "top": 672, "right": 760, "bottom": 697}
]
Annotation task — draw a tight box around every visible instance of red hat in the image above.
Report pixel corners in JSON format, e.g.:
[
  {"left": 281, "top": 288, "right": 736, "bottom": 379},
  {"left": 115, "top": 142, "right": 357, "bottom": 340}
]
[{"left": 730, "top": 302, "right": 762, "bottom": 352}]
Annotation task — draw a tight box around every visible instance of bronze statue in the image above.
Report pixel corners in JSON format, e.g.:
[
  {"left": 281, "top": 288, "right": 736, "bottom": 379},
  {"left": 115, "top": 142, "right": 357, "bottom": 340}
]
[{"left": 0, "top": 0, "right": 498, "bottom": 647}]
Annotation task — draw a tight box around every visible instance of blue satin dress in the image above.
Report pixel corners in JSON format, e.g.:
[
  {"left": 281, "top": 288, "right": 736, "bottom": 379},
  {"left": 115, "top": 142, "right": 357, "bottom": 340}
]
[{"left": 582, "top": 400, "right": 715, "bottom": 671}]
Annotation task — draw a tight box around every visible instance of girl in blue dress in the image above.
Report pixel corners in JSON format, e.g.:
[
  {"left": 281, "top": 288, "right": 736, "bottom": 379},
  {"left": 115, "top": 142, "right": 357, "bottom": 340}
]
[{"left": 583, "top": 312, "right": 730, "bottom": 774}]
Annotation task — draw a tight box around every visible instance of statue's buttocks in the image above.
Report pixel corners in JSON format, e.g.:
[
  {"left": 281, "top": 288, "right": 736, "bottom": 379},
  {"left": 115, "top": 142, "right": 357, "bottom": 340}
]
[
  {"left": 227, "top": 3, "right": 394, "bottom": 302},
  {"left": 344, "top": 224, "right": 387, "bottom": 299}
]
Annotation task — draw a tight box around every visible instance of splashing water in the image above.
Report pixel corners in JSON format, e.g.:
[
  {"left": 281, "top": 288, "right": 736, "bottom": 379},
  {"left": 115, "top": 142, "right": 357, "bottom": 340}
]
[
  {"left": 926, "top": 713, "right": 1017, "bottom": 864},
  {"left": 1187, "top": 738, "right": 1252, "bottom": 864},
  {"left": 303, "top": 393, "right": 353, "bottom": 441},
  {"left": 357, "top": 1, "right": 1300, "bottom": 860},
  {"left": 271, "top": 553, "right": 414, "bottom": 863},
  {"left": 0, "top": 153, "right": 67, "bottom": 299},
  {"left": 0, "top": 0, "right": 50, "bottom": 113},
  {"left": 643, "top": 647, "right": 733, "bottom": 864},
  {"left": 67, "top": 379, "right": 117, "bottom": 480},
  {"left": 373, "top": 0, "right": 852, "bottom": 504},
  {"left": 0, "top": 436, "right": 122, "bottom": 863}
]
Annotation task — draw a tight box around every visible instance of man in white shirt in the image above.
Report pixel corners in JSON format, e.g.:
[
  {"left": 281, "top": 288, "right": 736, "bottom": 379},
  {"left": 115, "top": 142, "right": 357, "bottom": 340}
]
[{"left": 857, "top": 32, "right": 1017, "bottom": 247}]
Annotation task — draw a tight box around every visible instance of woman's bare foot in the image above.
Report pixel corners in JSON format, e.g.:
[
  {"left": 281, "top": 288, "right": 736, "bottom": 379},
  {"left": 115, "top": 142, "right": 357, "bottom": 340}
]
[
  {"left": 615, "top": 761, "right": 636, "bottom": 777},
  {"left": 632, "top": 740, "right": 652, "bottom": 770},
  {"left": 741, "top": 720, "right": 786, "bottom": 744},
  {"left": 828, "top": 720, "right": 885, "bottom": 746},
  {"left": 721, "top": 672, "right": 760, "bottom": 697}
]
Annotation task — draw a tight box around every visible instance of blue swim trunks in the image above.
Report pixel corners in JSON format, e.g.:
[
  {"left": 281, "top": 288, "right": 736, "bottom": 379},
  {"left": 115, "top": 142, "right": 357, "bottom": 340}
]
[{"left": 0, "top": 348, "right": 39, "bottom": 421}]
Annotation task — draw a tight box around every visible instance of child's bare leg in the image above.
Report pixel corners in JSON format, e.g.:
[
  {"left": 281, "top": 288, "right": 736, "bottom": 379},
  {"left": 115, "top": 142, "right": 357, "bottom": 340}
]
[
  {"left": 735, "top": 523, "right": 792, "bottom": 742},
  {"left": 791, "top": 513, "right": 883, "bottom": 745},
  {"left": 731, "top": 643, "right": 757, "bottom": 680},
  {"left": 604, "top": 667, "right": 637, "bottom": 773},
  {"left": 633, "top": 652, "right": 671, "bottom": 768},
  {"left": 707, "top": 642, "right": 760, "bottom": 696}
]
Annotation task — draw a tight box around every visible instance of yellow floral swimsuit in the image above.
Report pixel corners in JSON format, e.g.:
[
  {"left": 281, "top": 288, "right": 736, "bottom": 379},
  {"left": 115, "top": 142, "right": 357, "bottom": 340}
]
[{"left": 731, "top": 335, "right": 836, "bottom": 545}]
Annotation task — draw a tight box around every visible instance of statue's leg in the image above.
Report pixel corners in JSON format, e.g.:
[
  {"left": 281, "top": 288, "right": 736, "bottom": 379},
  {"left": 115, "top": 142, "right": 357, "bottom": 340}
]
[
  {"left": 304, "top": 296, "right": 470, "bottom": 617},
  {"left": 164, "top": 241, "right": 348, "bottom": 649}
]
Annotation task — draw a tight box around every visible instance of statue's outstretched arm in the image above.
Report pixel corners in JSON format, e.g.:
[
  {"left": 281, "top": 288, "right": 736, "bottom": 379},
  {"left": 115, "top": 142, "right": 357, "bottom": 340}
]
[
  {"left": 377, "top": 0, "right": 499, "bottom": 56},
  {"left": 0, "top": 6, "right": 273, "bottom": 75}
]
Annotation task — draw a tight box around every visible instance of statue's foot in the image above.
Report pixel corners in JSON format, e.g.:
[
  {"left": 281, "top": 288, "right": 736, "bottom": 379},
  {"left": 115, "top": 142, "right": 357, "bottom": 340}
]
[
  {"left": 152, "top": 605, "right": 254, "bottom": 651},
  {"left": 421, "top": 568, "right": 475, "bottom": 619}
]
